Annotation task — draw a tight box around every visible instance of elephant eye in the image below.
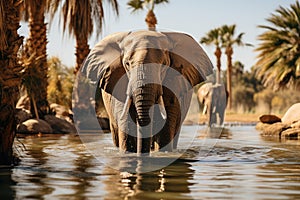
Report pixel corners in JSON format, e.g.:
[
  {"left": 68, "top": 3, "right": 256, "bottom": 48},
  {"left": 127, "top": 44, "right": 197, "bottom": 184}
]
[{"left": 125, "top": 61, "right": 130, "bottom": 69}]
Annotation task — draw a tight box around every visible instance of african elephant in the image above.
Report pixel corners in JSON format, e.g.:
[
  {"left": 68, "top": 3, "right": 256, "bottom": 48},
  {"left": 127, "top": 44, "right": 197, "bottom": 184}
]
[
  {"left": 79, "top": 30, "right": 213, "bottom": 154},
  {"left": 197, "top": 82, "right": 227, "bottom": 127}
]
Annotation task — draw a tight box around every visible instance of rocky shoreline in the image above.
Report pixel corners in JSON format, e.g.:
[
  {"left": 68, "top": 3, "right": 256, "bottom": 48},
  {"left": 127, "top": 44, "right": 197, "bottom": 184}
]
[
  {"left": 15, "top": 95, "right": 300, "bottom": 141},
  {"left": 15, "top": 96, "right": 110, "bottom": 134},
  {"left": 256, "top": 103, "right": 300, "bottom": 140}
]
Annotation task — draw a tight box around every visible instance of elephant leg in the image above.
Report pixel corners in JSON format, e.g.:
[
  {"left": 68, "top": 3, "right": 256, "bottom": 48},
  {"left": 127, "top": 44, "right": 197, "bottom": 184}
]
[
  {"left": 153, "top": 91, "right": 181, "bottom": 152},
  {"left": 218, "top": 107, "right": 225, "bottom": 125},
  {"left": 217, "top": 95, "right": 227, "bottom": 126},
  {"left": 211, "top": 111, "right": 217, "bottom": 126},
  {"left": 118, "top": 104, "right": 138, "bottom": 153},
  {"left": 158, "top": 112, "right": 181, "bottom": 151},
  {"left": 102, "top": 91, "right": 119, "bottom": 147},
  {"left": 172, "top": 116, "right": 182, "bottom": 149},
  {"left": 110, "top": 121, "right": 119, "bottom": 147},
  {"left": 102, "top": 90, "right": 137, "bottom": 152},
  {"left": 154, "top": 123, "right": 174, "bottom": 152},
  {"left": 207, "top": 104, "right": 213, "bottom": 127}
]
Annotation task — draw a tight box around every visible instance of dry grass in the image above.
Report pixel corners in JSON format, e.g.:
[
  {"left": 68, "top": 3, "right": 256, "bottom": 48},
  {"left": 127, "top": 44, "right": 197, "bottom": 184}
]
[
  {"left": 185, "top": 112, "right": 261, "bottom": 125},
  {"left": 224, "top": 112, "right": 260, "bottom": 123}
]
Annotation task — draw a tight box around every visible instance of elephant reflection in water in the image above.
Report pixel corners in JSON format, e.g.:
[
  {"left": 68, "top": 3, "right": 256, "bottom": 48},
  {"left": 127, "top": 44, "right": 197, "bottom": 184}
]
[
  {"left": 80, "top": 30, "right": 213, "bottom": 154},
  {"left": 103, "top": 160, "right": 194, "bottom": 200},
  {"left": 197, "top": 82, "right": 228, "bottom": 127}
]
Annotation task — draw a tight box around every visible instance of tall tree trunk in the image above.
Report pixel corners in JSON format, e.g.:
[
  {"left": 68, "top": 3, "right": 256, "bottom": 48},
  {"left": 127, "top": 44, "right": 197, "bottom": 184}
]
[
  {"left": 226, "top": 46, "right": 233, "bottom": 110},
  {"left": 74, "top": 35, "right": 90, "bottom": 74},
  {"left": 0, "top": 0, "right": 23, "bottom": 165},
  {"left": 145, "top": 10, "right": 157, "bottom": 31},
  {"left": 72, "top": 34, "right": 91, "bottom": 120},
  {"left": 214, "top": 46, "right": 222, "bottom": 84},
  {"left": 24, "top": 2, "right": 49, "bottom": 118}
]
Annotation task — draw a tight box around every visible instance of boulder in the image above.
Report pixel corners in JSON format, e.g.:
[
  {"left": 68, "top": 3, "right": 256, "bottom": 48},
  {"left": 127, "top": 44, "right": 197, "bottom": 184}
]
[
  {"left": 76, "top": 116, "right": 110, "bottom": 132},
  {"left": 44, "top": 115, "right": 77, "bottom": 134},
  {"left": 282, "top": 103, "right": 300, "bottom": 124},
  {"left": 259, "top": 114, "right": 281, "bottom": 124},
  {"left": 15, "top": 108, "right": 32, "bottom": 124},
  {"left": 17, "top": 119, "right": 53, "bottom": 134},
  {"left": 291, "top": 120, "right": 300, "bottom": 129},
  {"left": 259, "top": 122, "right": 290, "bottom": 137},
  {"left": 281, "top": 128, "right": 300, "bottom": 139},
  {"left": 256, "top": 122, "right": 271, "bottom": 131}
]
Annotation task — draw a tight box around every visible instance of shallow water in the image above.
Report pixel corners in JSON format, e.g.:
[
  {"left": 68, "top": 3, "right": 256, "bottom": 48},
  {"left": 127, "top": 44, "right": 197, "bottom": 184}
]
[{"left": 1, "top": 125, "right": 300, "bottom": 199}]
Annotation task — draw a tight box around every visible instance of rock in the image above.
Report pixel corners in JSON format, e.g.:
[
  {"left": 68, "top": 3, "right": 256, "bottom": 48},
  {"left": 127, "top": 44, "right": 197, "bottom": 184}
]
[
  {"left": 281, "top": 128, "right": 300, "bottom": 139},
  {"left": 259, "top": 114, "right": 281, "bottom": 124},
  {"left": 291, "top": 120, "right": 300, "bottom": 129},
  {"left": 15, "top": 109, "right": 32, "bottom": 124},
  {"left": 76, "top": 116, "right": 110, "bottom": 132},
  {"left": 17, "top": 119, "right": 53, "bottom": 134},
  {"left": 256, "top": 122, "right": 273, "bottom": 131},
  {"left": 259, "top": 122, "right": 290, "bottom": 137},
  {"left": 282, "top": 103, "right": 300, "bottom": 124},
  {"left": 44, "top": 115, "right": 77, "bottom": 134}
]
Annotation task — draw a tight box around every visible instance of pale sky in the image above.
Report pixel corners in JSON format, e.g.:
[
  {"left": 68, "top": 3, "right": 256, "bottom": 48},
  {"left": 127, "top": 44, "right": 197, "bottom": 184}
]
[{"left": 19, "top": 0, "right": 296, "bottom": 71}]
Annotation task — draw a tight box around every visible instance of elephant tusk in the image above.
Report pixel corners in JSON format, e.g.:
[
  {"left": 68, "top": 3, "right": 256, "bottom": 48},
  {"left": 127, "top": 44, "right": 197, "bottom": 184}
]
[
  {"left": 121, "top": 96, "right": 132, "bottom": 119},
  {"left": 158, "top": 95, "right": 167, "bottom": 120},
  {"left": 203, "top": 104, "right": 207, "bottom": 115}
]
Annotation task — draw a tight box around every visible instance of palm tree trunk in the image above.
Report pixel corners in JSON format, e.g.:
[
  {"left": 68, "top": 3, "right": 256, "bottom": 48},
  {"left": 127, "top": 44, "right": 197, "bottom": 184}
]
[
  {"left": 24, "top": 2, "right": 49, "bottom": 118},
  {"left": 0, "top": 0, "right": 23, "bottom": 165},
  {"left": 74, "top": 35, "right": 90, "bottom": 74},
  {"left": 214, "top": 46, "right": 222, "bottom": 84},
  {"left": 226, "top": 46, "right": 233, "bottom": 110},
  {"left": 145, "top": 10, "right": 157, "bottom": 31}
]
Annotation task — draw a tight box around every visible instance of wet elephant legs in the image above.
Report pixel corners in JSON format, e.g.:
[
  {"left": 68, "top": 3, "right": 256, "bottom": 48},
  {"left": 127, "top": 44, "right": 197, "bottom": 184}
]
[{"left": 102, "top": 89, "right": 182, "bottom": 153}]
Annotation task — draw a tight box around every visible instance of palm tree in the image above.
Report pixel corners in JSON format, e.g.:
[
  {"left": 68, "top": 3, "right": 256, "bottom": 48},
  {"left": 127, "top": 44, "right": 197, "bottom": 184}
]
[
  {"left": 0, "top": 0, "right": 23, "bottom": 164},
  {"left": 127, "top": 0, "right": 169, "bottom": 30},
  {"left": 255, "top": 1, "right": 300, "bottom": 89},
  {"left": 232, "top": 61, "right": 244, "bottom": 83},
  {"left": 48, "top": 57, "right": 74, "bottom": 109},
  {"left": 200, "top": 28, "right": 222, "bottom": 83},
  {"left": 49, "top": 0, "right": 119, "bottom": 74},
  {"left": 220, "top": 24, "right": 249, "bottom": 110},
  {"left": 21, "top": 0, "right": 49, "bottom": 119}
]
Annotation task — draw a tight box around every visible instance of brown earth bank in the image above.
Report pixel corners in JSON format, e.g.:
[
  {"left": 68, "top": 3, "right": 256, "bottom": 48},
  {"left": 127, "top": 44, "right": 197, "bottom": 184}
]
[{"left": 184, "top": 112, "right": 261, "bottom": 125}]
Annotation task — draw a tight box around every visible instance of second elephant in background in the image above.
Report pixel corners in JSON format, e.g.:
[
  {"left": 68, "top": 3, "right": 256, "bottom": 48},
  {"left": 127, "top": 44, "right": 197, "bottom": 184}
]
[{"left": 197, "top": 82, "right": 228, "bottom": 127}]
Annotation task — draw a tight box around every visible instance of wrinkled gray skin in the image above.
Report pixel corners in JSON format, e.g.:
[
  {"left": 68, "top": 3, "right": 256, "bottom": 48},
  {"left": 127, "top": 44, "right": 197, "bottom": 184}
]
[
  {"left": 198, "top": 82, "right": 227, "bottom": 127},
  {"left": 82, "top": 30, "right": 213, "bottom": 154}
]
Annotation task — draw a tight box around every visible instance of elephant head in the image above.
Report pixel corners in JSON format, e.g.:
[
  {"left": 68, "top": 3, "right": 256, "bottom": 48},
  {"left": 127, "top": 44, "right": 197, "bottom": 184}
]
[{"left": 80, "top": 30, "right": 213, "bottom": 154}]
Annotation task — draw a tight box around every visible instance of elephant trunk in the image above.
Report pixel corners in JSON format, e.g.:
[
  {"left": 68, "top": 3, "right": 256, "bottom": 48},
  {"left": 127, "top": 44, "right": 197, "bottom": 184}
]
[
  {"left": 134, "top": 85, "right": 156, "bottom": 155},
  {"left": 120, "top": 64, "right": 167, "bottom": 155},
  {"left": 131, "top": 64, "right": 165, "bottom": 155},
  {"left": 133, "top": 85, "right": 157, "bottom": 126}
]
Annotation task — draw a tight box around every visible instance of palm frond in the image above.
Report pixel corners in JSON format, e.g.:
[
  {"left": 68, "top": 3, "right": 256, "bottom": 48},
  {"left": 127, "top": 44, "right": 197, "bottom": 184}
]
[
  {"left": 60, "top": 0, "right": 118, "bottom": 38},
  {"left": 127, "top": 0, "right": 168, "bottom": 12},
  {"left": 127, "top": 0, "right": 144, "bottom": 12},
  {"left": 200, "top": 28, "right": 221, "bottom": 46},
  {"left": 255, "top": 1, "right": 300, "bottom": 88},
  {"left": 46, "top": 0, "right": 61, "bottom": 21},
  {"left": 220, "top": 24, "right": 247, "bottom": 48}
]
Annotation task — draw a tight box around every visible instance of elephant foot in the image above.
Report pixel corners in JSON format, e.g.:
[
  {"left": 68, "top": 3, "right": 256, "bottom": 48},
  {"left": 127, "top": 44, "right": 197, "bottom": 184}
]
[{"left": 118, "top": 132, "right": 137, "bottom": 153}]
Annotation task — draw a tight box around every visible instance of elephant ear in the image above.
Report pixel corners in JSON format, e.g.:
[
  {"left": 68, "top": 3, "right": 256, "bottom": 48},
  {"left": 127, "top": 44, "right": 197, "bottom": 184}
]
[
  {"left": 81, "top": 32, "right": 131, "bottom": 95},
  {"left": 163, "top": 32, "right": 214, "bottom": 86}
]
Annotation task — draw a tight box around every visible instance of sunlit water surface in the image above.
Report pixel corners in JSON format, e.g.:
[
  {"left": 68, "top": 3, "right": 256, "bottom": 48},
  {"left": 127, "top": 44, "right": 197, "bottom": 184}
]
[{"left": 1, "top": 125, "right": 300, "bottom": 199}]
